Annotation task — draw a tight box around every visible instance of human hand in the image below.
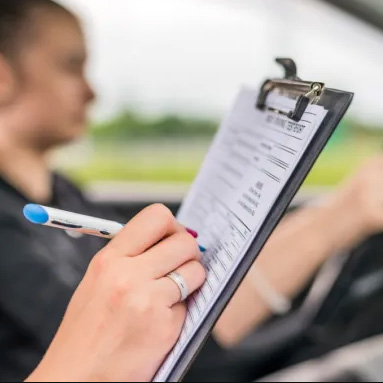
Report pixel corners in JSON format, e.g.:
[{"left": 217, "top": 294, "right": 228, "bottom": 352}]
[
  {"left": 327, "top": 155, "right": 383, "bottom": 240},
  {"left": 28, "top": 204, "right": 206, "bottom": 382}
]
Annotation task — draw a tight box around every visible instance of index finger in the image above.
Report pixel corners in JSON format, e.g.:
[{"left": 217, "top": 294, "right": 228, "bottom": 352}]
[{"left": 105, "top": 204, "right": 184, "bottom": 257}]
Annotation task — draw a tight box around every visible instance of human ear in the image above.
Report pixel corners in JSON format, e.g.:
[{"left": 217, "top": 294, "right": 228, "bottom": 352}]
[{"left": 0, "top": 54, "right": 17, "bottom": 107}]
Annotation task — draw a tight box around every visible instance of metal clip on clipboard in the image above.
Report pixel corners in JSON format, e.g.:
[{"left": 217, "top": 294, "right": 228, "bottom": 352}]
[{"left": 256, "top": 58, "right": 325, "bottom": 122}]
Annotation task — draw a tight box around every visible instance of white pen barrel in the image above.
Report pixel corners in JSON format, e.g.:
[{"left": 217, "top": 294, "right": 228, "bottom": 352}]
[{"left": 42, "top": 206, "right": 124, "bottom": 239}]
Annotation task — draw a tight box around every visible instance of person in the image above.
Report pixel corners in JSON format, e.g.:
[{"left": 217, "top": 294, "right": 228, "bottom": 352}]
[
  {"left": 0, "top": 1, "right": 118, "bottom": 380},
  {"left": 22, "top": 204, "right": 206, "bottom": 382}
]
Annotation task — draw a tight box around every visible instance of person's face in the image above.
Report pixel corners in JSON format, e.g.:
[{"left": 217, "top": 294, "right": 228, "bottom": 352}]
[{"left": 8, "top": 10, "right": 95, "bottom": 149}]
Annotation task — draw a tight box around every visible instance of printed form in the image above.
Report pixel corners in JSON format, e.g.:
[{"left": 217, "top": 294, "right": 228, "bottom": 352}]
[{"left": 154, "top": 87, "right": 328, "bottom": 382}]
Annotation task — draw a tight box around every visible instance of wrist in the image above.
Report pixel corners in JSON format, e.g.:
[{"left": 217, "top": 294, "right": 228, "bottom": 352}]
[{"left": 319, "top": 195, "right": 370, "bottom": 253}]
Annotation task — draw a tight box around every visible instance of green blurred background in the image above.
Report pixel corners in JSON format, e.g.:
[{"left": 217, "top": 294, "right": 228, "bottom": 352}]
[
  {"left": 56, "top": 0, "right": 383, "bottom": 195},
  {"left": 56, "top": 112, "right": 381, "bottom": 188}
]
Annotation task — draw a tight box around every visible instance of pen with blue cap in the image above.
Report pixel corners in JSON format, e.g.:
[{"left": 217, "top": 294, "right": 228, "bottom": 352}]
[{"left": 23, "top": 204, "right": 206, "bottom": 252}]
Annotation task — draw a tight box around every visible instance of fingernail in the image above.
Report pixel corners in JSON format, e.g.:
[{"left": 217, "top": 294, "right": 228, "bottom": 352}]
[{"left": 186, "top": 228, "right": 198, "bottom": 238}]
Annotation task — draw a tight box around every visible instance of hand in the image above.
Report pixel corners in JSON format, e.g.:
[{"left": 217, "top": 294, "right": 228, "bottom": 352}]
[
  {"left": 327, "top": 155, "right": 383, "bottom": 239},
  {"left": 27, "top": 204, "right": 206, "bottom": 382}
]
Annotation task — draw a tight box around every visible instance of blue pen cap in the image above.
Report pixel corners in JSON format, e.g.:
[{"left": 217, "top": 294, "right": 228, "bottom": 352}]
[{"left": 23, "top": 204, "right": 49, "bottom": 225}]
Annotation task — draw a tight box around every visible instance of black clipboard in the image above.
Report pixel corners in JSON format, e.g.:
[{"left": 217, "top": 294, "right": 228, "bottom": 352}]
[{"left": 166, "top": 58, "right": 354, "bottom": 382}]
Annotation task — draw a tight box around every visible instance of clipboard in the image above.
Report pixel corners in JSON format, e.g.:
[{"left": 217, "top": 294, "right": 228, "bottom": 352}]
[{"left": 165, "top": 58, "right": 354, "bottom": 382}]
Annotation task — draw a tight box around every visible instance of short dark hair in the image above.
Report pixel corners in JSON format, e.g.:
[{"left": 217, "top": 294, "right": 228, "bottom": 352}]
[{"left": 0, "top": 0, "right": 75, "bottom": 59}]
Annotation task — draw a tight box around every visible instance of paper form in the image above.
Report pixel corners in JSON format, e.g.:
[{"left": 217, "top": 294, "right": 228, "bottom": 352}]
[{"left": 154, "top": 87, "right": 328, "bottom": 382}]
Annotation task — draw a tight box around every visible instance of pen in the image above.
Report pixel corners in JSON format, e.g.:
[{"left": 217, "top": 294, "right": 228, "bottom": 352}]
[{"left": 23, "top": 204, "right": 206, "bottom": 252}]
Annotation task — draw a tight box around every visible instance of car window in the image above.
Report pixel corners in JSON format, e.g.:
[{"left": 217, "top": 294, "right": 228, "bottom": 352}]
[{"left": 56, "top": 0, "right": 383, "bottom": 196}]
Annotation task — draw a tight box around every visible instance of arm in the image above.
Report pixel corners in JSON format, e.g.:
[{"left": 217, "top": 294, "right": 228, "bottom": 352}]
[
  {"left": 27, "top": 204, "right": 206, "bottom": 382},
  {"left": 214, "top": 155, "right": 383, "bottom": 347}
]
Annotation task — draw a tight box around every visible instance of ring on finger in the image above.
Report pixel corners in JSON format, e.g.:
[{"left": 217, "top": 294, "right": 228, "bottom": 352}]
[{"left": 166, "top": 272, "right": 189, "bottom": 302}]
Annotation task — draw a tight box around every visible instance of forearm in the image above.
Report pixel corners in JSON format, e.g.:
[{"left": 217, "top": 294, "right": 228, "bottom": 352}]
[{"left": 214, "top": 198, "right": 366, "bottom": 347}]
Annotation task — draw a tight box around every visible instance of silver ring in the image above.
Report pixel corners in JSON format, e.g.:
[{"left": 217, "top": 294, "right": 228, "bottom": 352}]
[{"left": 166, "top": 272, "right": 189, "bottom": 302}]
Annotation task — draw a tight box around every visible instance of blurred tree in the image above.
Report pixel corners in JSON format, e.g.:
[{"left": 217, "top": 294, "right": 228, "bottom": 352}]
[{"left": 91, "top": 110, "right": 218, "bottom": 140}]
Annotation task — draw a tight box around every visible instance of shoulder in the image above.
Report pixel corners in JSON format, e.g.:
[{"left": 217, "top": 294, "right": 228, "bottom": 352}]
[{"left": 0, "top": 188, "right": 27, "bottom": 227}]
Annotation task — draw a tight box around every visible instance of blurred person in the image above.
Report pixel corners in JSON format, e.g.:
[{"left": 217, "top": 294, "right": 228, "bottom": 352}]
[
  {"left": 213, "top": 156, "right": 383, "bottom": 347},
  {"left": 0, "top": 0, "right": 117, "bottom": 380},
  {"left": 184, "top": 155, "right": 383, "bottom": 381}
]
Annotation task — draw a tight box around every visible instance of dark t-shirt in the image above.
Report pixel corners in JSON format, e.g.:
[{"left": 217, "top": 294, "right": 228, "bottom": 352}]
[{"left": 0, "top": 173, "right": 117, "bottom": 382}]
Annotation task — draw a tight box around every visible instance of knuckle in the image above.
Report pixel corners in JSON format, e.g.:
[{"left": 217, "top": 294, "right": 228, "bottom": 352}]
[
  {"left": 110, "top": 275, "right": 132, "bottom": 295},
  {"left": 108, "top": 265, "right": 136, "bottom": 295},
  {"left": 150, "top": 204, "right": 174, "bottom": 223},
  {"left": 89, "top": 249, "right": 111, "bottom": 277},
  {"left": 108, "top": 281, "right": 128, "bottom": 310},
  {"left": 129, "top": 292, "right": 155, "bottom": 317}
]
